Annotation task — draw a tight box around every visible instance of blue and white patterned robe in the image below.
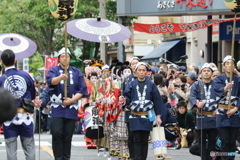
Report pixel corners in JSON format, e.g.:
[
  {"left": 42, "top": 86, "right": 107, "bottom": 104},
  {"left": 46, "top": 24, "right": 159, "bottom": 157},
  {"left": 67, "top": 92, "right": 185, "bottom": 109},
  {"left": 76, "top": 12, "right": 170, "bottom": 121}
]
[
  {"left": 124, "top": 76, "right": 164, "bottom": 131},
  {"left": 190, "top": 80, "right": 218, "bottom": 130},
  {"left": 0, "top": 68, "right": 35, "bottom": 138},
  {"left": 46, "top": 65, "right": 88, "bottom": 120},
  {"left": 123, "top": 74, "right": 137, "bottom": 123},
  {"left": 214, "top": 74, "right": 240, "bottom": 128}
]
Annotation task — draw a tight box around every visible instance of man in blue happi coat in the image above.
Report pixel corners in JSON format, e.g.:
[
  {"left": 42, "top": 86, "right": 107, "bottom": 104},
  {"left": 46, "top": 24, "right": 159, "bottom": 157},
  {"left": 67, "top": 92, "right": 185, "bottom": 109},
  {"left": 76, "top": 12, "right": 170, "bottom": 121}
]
[
  {"left": 120, "top": 62, "right": 164, "bottom": 160},
  {"left": 190, "top": 63, "right": 218, "bottom": 160},
  {"left": 214, "top": 55, "right": 240, "bottom": 160},
  {"left": 46, "top": 48, "right": 88, "bottom": 160},
  {"left": 123, "top": 56, "right": 140, "bottom": 159},
  {"left": 0, "top": 49, "right": 37, "bottom": 160}
]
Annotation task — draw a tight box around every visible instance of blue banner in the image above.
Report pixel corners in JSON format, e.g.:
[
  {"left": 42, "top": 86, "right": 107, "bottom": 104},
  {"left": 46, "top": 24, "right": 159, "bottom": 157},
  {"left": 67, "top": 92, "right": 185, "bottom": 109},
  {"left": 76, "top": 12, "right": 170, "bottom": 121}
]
[{"left": 220, "top": 21, "right": 240, "bottom": 41}]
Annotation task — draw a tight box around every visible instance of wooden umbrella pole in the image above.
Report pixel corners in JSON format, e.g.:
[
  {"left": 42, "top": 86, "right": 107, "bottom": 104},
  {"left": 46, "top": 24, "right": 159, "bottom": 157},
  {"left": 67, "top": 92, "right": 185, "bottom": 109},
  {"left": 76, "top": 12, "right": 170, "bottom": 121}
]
[
  {"left": 228, "top": 13, "right": 237, "bottom": 112},
  {"left": 64, "top": 21, "right": 68, "bottom": 99},
  {"left": 37, "top": 83, "right": 41, "bottom": 160}
]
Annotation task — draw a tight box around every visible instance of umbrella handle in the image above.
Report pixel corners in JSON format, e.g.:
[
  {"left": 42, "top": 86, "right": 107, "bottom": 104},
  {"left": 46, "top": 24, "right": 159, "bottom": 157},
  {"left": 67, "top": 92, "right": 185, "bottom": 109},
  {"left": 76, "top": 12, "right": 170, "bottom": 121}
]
[{"left": 64, "top": 21, "right": 68, "bottom": 100}]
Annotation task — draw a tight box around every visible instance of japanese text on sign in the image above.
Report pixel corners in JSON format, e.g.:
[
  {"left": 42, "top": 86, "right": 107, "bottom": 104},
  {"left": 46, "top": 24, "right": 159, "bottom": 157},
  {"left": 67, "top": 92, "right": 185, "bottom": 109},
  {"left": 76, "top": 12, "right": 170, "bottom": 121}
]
[{"left": 158, "top": 0, "right": 213, "bottom": 9}]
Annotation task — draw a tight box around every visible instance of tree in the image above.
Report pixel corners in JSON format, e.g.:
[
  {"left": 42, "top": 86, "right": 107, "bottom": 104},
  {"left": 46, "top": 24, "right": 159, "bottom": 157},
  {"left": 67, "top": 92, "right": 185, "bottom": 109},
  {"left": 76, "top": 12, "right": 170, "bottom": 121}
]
[
  {"left": 0, "top": 0, "right": 134, "bottom": 65},
  {"left": 28, "top": 52, "right": 44, "bottom": 76}
]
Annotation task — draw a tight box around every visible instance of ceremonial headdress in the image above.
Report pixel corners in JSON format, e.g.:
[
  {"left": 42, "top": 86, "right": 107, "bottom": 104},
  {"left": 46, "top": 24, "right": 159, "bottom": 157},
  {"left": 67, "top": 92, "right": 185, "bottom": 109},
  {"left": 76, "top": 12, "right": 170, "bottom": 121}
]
[
  {"left": 85, "top": 66, "right": 101, "bottom": 76},
  {"left": 90, "top": 59, "right": 104, "bottom": 67}
]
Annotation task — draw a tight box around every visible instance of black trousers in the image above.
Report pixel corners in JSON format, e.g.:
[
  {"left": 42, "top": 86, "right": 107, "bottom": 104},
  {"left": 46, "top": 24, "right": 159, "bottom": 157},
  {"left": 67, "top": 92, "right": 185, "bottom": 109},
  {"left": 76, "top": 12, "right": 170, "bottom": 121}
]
[
  {"left": 133, "top": 130, "right": 150, "bottom": 160},
  {"left": 51, "top": 117, "right": 76, "bottom": 160},
  {"left": 186, "top": 131, "right": 194, "bottom": 146},
  {"left": 197, "top": 129, "right": 217, "bottom": 160},
  {"left": 42, "top": 114, "right": 48, "bottom": 132},
  {"left": 219, "top": 127, "right": 238, "bottom": 160},
  {"left": 127, "top": 123, "right": 135, "bottom": 159},
  {"left": 189, "top": 143, "right": 200, "bottom": 156}
]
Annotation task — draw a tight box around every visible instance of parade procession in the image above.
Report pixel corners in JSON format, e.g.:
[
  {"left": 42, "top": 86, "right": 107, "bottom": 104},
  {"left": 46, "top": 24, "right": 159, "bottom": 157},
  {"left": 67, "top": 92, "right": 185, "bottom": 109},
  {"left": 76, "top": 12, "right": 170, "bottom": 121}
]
[{"left": 2, "top": 0, "right": 240, "bottom": 160}]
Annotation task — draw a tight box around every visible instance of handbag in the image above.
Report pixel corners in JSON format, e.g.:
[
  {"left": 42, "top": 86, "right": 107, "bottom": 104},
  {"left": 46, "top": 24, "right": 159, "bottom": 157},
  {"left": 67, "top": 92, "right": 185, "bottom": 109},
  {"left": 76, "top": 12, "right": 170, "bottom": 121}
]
[
  {"left": 3, "top": 74, "right": 35, "bottom": 113},
  {"left": 21, "top": 98, "right": 35, "bottom": 113},
  {"left": 181, "top": 136, "right": 188, "bottom": 148},
  {"left": 180, "top": 128, "right": 188, "bottom": 148}
]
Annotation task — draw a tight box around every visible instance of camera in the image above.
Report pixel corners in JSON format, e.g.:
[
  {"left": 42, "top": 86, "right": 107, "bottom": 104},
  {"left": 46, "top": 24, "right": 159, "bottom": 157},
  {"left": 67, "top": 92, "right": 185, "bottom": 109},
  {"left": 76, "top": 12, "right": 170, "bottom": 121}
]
[
  {"left": 174, "top": 83, "right": 186, "bottom": 90},
  {"left": 171, "top": 70, "right": 175, "bottom": 74}
]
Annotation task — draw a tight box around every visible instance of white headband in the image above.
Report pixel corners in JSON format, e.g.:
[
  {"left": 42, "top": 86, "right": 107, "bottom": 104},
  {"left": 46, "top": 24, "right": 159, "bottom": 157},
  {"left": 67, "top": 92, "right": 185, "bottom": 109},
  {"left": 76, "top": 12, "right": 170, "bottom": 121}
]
[
  {"left": 201, "top": 63, "right": 213, "bottom": 72},
  {"left": 129, "top": 57, "right": 140, "bottom": 65},
  {"left": 57, "top": 47, "right": 71, "bottom": 57},
  {"left": 134, "top": 62, "right": 148, "bottom": 71},
  {"left": 222, "top": 55, "right": 235, "bottom": 65},
  {"left": 102, "top": 64, "right": 109, "bottom": 71}
]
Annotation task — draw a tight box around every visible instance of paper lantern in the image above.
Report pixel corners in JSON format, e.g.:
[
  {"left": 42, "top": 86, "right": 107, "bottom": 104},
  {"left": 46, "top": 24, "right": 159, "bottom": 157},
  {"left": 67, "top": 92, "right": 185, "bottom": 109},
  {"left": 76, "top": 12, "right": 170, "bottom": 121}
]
[
  {"left": 224, "top": 0, "right": 240, "bottom": 12},
  {"left": 48, "top": 0, "right": 78, "bottom": 21}
]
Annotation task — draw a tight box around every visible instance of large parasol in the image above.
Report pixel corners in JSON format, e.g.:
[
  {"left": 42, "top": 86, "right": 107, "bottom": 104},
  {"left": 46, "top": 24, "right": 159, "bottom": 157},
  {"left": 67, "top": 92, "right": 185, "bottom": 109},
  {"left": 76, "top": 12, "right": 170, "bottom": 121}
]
[
  {"left": 0, "top": 33, "right": 37, "bottom": 60},
  {"left": 67, "top": 17, "right": 131, "bottom": 43}
]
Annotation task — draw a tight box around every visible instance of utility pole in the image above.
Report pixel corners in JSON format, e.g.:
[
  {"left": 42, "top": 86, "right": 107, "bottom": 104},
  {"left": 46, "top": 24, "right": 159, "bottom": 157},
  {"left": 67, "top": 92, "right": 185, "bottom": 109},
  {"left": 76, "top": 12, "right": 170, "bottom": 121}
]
[
  {"left": 99, "top": 0, "right": 106, "bottom": 63},
  {"left": 207, "top": 15, "right": 212, "bottom": 62},
  {"left": 118, "top": 17, "right": 124, "bottom": 62}
]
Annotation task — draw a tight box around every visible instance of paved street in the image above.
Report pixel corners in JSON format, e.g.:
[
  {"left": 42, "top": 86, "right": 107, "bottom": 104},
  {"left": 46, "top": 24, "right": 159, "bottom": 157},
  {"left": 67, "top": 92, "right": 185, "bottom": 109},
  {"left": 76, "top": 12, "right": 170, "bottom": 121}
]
[{"left": 0, "top": 133, "right": 204, "bottom": 160}]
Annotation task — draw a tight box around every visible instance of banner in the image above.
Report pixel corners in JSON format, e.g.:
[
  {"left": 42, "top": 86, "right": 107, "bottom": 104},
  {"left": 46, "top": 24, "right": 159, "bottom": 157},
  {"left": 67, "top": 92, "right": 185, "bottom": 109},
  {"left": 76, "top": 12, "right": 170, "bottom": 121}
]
[
  {"left": 134, "top": 18, "right": 240, "bottom": 34},
  {"left": 45, "top": 57, "right": 58, "bottom": 76}
]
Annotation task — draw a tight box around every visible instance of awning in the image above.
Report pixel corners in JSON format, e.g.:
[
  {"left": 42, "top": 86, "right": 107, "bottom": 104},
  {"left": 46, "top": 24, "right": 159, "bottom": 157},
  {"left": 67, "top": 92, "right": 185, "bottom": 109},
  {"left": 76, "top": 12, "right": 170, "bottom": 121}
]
[{"left": 141, "top": 40, "right": 181, "bottom": 62}]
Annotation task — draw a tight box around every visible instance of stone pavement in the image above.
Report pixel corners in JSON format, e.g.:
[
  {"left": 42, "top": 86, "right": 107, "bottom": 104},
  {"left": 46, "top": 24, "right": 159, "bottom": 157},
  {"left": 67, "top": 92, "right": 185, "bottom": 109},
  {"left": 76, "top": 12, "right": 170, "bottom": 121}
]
[{"left": 0, "top": 133, "right": 204, "bottom": 160}]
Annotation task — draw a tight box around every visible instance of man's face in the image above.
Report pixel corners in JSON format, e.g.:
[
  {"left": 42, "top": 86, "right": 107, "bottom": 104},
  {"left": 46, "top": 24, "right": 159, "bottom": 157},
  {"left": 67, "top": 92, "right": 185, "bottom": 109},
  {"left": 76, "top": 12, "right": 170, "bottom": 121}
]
[
  {"left": 223, "top": 60, "right": 235, "bottom": 73},
  {"left": 130, "top": 59, "right": 139, "bottom": 71},
  {"left": 159, "top": 66, "right": 166, "bottom": 72},
  {"left": 136, "top": 65, "right": 147, "bottom": 79},
  {"left": 59, "top": 54, "right": 70, "bottom": 67},
  {"left": 212, "top": 71, "right": 221, "bottom": 80},
  {"left": 168, "top": 67, "right": 177, "bottom": 76},
  {"left": 186, "top": 76, "right": 192, "bottom": 85},
  {"left": 122, "top": 68, "right": 131, "bottom": 79},
  {"left": 188, "top": 65, "right": 197, "bottom": 74},
  {"left": 174, "top": 77, "right": 182, "bottom": 85},
  {"left": 201, "top": 68, "right": 212, "bottom": 80},
  {"left": 102, "top": 69, "right": 110, "bottom": 78}
]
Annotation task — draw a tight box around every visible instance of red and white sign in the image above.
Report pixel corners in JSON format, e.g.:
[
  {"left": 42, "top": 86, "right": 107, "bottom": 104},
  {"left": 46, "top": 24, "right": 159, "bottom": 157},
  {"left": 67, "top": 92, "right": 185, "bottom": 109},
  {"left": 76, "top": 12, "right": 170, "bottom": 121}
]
[
  {"left": 45, "top": 57, "right": 58, "bottom": 75},
  {"left": 134, "top": 18, "right": 240, "bottom": 34}
]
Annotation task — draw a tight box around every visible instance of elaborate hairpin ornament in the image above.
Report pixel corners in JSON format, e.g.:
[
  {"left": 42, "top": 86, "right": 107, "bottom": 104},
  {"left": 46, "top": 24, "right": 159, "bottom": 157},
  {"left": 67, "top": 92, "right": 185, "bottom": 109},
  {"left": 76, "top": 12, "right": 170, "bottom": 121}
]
[{"left": 90, "top": 59, "right": 104, "bottom": 67}]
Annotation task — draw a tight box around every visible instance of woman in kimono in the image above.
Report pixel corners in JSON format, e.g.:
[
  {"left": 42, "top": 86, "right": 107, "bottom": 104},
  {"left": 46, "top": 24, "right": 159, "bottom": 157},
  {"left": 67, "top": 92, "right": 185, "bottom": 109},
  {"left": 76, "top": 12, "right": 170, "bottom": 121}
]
[
  {"left": 190, "top": 63, "right": 218, "bottom": 159},
  {"left": 110, "top": 63, "right": 131, "bottom": 159},
  {"left": 120, "top": 62, "right": 164, "bottom": 160},
  {"left": 214, "top": 55, "right": 240, "bottom": 160},
  {"left": 78, "top": 69, "right": 99, "bottom": 149}
]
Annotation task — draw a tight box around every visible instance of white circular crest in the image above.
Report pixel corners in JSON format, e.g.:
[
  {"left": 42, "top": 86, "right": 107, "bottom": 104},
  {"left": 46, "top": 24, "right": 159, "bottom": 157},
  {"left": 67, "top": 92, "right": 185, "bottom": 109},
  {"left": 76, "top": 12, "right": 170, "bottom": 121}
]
[
  {"left": 0, "top": 34, "right": 29, "bottom": 53},
  {"left": 98, "top": 35, "right": 110, "bottom": 42},
  {"left": 4, "top": 75, "right": 27, "bottom": 99},
  {"left": 75, "top": 19, "right": 121, "bottom": 36}
]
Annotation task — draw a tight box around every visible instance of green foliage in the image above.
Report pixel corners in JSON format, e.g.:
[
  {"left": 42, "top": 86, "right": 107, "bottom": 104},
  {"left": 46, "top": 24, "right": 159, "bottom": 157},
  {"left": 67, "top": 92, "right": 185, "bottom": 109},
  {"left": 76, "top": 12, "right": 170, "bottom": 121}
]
[
  {"left": 0, "top": 0, "right": 134, "bottom": 71},
  {"left": 28, "top": 52, "right": 44, "bottom": 76}
]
